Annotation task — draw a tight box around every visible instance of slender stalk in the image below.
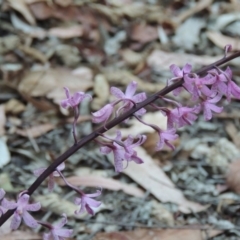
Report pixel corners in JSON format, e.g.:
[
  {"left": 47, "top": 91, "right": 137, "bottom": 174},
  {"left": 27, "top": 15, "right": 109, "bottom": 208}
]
[{"left": 1, "top": 51, "right": 240, "bottom": 226}]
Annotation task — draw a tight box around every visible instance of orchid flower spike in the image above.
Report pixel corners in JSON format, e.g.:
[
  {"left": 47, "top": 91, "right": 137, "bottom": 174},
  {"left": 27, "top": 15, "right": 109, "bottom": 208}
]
[
  {"left": 33, "top": 163, "right": 65, "bottom": 192},
  {"left": 60, "top": 87, "right": 92, "bottom": 109},
  {"left": 100, "top": 130, "right": 146, "bottom": 172},
  {"left": 110, "top": 81, "right": 147, "bottom": 117},
  {"left": 74, "top": 189, "right": 102, "bottom": 215},
  {"left": 40, "top": 214, "right": 73, "bottom": 240},
  {"left": 1, "top": 192, "right": 41, "bottom": 230}
]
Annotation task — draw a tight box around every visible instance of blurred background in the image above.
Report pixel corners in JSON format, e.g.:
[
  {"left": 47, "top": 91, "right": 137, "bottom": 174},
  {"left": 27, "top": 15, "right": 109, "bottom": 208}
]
[{"left": 1, "top": 0, "right": 240, "bottom": 239}]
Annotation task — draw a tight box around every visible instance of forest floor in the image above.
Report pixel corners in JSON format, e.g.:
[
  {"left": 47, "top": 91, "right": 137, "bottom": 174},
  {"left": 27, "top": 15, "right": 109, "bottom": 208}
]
[{"left": 1, "top": 0, "right": 240, "bottom": 239}]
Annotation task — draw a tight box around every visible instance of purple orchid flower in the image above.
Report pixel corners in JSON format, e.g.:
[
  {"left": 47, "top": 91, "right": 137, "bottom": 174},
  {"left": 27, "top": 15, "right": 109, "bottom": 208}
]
[
  {"left": 74, "top": 189, "right": 102, "bottom": 215},
  {"left": 92, "top": 103, "right": 114, "bottom": 124},
  {"left": 156, "top": 128, "right": 178, "bottom": 151},
  {"left": 201, "top": 93, "right": 223, "bottom": 121},
  {"left": 33, "top": 163, "right": 65, "bottom": 192},
  {"left": 1, "top": 193, "right": 41, "bottom": 230},
  {"left": 110, "top": 81, "right": 146, "bottom": 117},
  {"left": 41, "top": 214, "right": 73, "bottom": 240},
  {"left": 222, "top": 67, "right": 240, "bottom": 101},
  {"left": 168, "top": 63, "right": 192, "bottom": 96},
  {"left": 171, "top": 106, "right": 201, "bottom": 128},
  {"left": 100, "top": 130, "right": 146, "bottom": 172},
  {"left": 60, "top": 87, "right": 91, "bottom": 109}
]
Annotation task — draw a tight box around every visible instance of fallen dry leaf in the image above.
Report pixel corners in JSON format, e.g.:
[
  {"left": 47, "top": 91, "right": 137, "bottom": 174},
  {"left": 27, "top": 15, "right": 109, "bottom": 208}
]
[
  {"left": 147, "top": 50, "right": 223, "bottom": 70},
  {"left": 58, "top": 175, "right": 144, "bottom": 198},
  {"left": 131, "top": 23, "right": 158, "bottom": 44},
  {"left": 120, "top": 111, "right": 167, "bottom": 138},
  {"left": 151, "top": 200, "right": 174, "bottom": 226},
  {"left": 91, "top": 74, "right": 110, "bottom": 110},
  {"left": 2, "top": 231, "right": 41, "bottom": 240},
  {"left": 11, "top": 13, "right": 46, "bottom": 39},
  {"left": 0, "top": 105, "right": 6, "bottom": 136},
  {"left": 0, "top": 35, "right": 20, "bottom": 54},
  {"left": 121, "top": 49, "right": 144, "bottom": 67},
  {"left": 114, "top": 147, "right": 206, "bottom": 213},
  {"left": 29, "top": 2, "right": 80, "bottom": 21},
  {"left": 54, "top": 0, "right": 72, "bottom": 7},
  {"left": 17, "top": 67, "right": 93, "bottom": 108},
  {"left": 66, "top": 115, "right": 92, "bottom": 124},
  {"left": 90, "top": 3, "right": 167, "bottom": 23},
  {"left": 104, "top": 69, "right": 165, "bottom": 93},
  {"left": 94, "top": 227, "right": 221, "bottom": 240},
  {"left": 8, "top": 0, "right": 36, "bottom": 25},
  {"left": 225, "top": 122, "right": 240, "bottom": 148},
  {"left": 173, "top": 0, "right": 213, "bottom": 26},
  {"left": 48, "top": 25, "right": 83, "bottom": 39},
  {"left": 4, "top": 99, "right": 26, "bottom": 114},
  {"left": 16, "top": 123, "right": 55, "bottom": 138},
  {"left": 207, "top": 31, "right": 240, "bottom": 51},
  {"left": 227, "top": 160, "right": 240, "bottom": 194},
  {"left": 214, "top": 12, "right": 240, "bottom": 31},
  {"left": 18, "top": 45, "right": 47, "bottom": 63}
]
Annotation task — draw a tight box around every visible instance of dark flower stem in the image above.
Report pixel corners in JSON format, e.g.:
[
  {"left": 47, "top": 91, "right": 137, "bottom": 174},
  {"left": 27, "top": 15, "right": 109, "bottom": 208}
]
[{"left": 1, "top": 51, "right": 240, "bottom": 226}]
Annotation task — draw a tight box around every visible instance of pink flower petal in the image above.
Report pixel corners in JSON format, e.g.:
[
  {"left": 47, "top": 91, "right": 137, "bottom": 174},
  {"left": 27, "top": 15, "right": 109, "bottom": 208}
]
[
  {"left": 132, "top": 92, "right": 147, "bottom": 103},
  {"left": 113, "top": 151, "right": 123, "bottom": 172},
  {"left": 183, "top": 63, "right": 192, "bottom": 73},
  {"left": 85, "top": 197, "right": 101, "bottom": 208},
  {"left": 110, "top": 87, "right": 125, "bottom": 99},
  {"left": 1, "top": 198, "right": 18, "bottom": 209},
  {"left": 11, "top": 212, "right": 22, "bottom": 230},
  {"left": 100, "top": 146, "right": 112, "bottom": 154},
  {"left": 125, "top": 81, "right": 137, "bottom": 97},
  {"left": 86, "top": 190, "right": 102, "bottom": 198},
  {"left": 92, "top": 104, "right": 113, "bottom": 123},
  {"left": 25, "top": 202, "right": 41, "bottom": 212},
  {"left": 170, "top": 64, "right": 182, "bottom": 77},
  {"left": 22, "top": 210, "right": 39, "bottom": 228},
  {"left": 54, "top": 213, "right": 68, "bottom": 229}
]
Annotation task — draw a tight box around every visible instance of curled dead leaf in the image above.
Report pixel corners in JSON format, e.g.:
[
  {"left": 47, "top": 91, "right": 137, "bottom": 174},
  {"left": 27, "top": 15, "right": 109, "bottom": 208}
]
[
  {"left": 8, "top": 0, "right": 36, "bottom": 25},
  {"left": 16, "top": 123, "right": 55, "bottom": 138},
  {"left": 147, "top": 50, "right": 223, "bottom": 70},
  {"left": 29, "top": 2, "right": 80, "bottom": 21},
  {"left": 207, "top": 31, "right": 240, "bottom": 51},
  {"left": 173, "top": 0, "right": 213, "bottom": 26}
]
